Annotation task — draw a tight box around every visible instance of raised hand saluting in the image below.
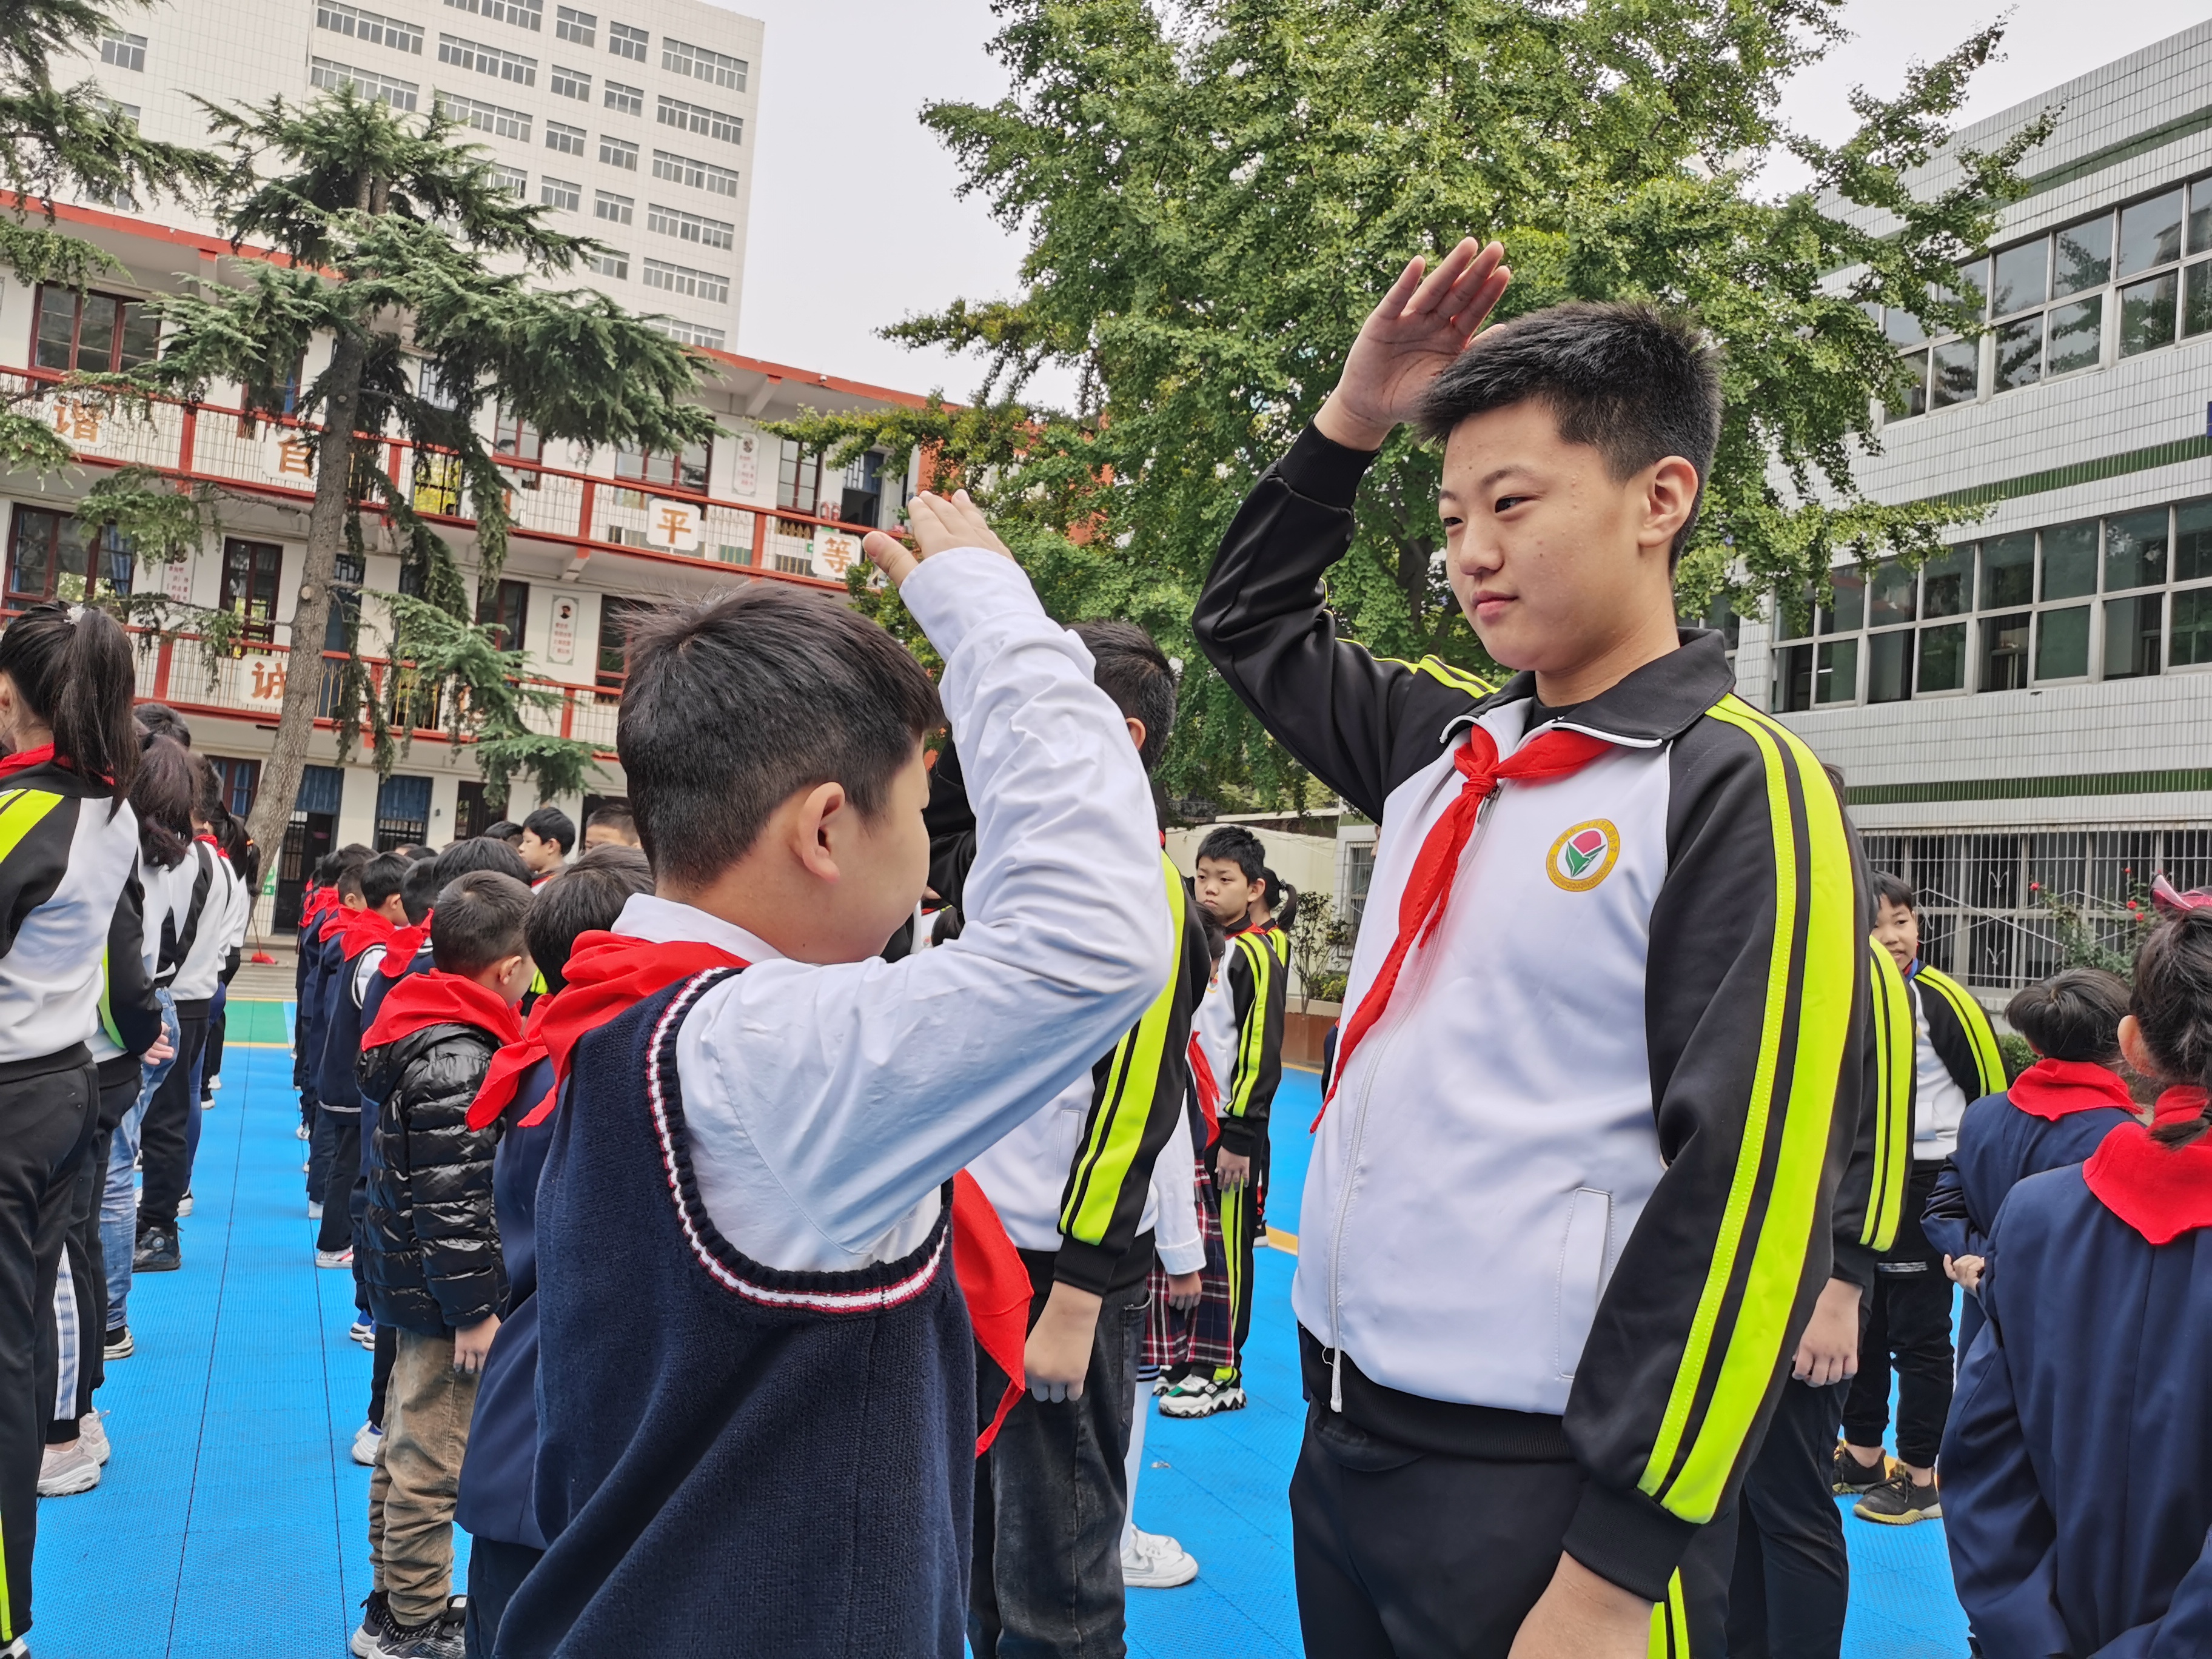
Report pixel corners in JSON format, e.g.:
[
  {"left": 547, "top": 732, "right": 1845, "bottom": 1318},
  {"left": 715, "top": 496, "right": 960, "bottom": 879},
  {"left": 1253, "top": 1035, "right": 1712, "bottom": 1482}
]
[{"left": 1316, "top": 238, "right": 1512, "bottom": 452}]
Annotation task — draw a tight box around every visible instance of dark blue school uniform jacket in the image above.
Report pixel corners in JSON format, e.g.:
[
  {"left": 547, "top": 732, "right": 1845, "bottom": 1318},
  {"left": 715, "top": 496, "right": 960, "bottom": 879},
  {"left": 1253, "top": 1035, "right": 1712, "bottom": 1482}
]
[
  {"left": 1943, "top": 1164, "right": 2212, "bottom": 1657},
  {"left": 495, "top": 972, "right": 976, "bottom": 1659},
  {"left": 1924, "top": 1087, "right": 2139, "bottom": 1356},
  {"left": 454, "top": 1054, "right": 555, "bottom": 1552}
]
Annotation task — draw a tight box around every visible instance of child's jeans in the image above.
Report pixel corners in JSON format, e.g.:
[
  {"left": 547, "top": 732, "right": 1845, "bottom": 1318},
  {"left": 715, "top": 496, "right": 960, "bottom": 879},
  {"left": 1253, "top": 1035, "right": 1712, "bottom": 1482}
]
[
  {"left": 102, "top": 990, "right": 178, "bottom": 1329},
  {"left": 370, "top": 1329, "right": 481, "bottom": 1629}
]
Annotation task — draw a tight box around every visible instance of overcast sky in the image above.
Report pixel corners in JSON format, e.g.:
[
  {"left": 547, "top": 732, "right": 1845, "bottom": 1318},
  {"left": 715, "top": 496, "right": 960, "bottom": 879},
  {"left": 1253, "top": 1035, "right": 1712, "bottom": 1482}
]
[{"left": 727, "top": 0, "right": 2212, "bottom": 406}]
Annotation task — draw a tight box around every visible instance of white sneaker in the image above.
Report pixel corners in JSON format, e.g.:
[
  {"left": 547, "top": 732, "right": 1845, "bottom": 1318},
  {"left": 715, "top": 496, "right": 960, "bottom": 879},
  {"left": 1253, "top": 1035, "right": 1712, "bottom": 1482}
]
[
  {"left": 309, "top": 1201, "right": 325, "bottom": 1221},
  {"left": 316, "top": 1247, "right": 354, "bottom": 1269},
  {"left": 178, "top": 1192, "right": 193, "bottom": 1218},
  {"left": 79, "top": 1410, "right": 110, "bottom": 1466},
  {"left": 1121, "top": 1527, "right": 1198, "bottom": 1589},
  {"left": 37, "top": 1439, "right": 101, "bottom": 1496},
  {"left": 209, "top": 1077, "right": 223, "bottom": 1092},
  {"left": 352, "top": 1421, "right": 383, "bottom": 1467},
  {"left": 1156, "top": 1376, "right": 1247, "bottom": 1419}
]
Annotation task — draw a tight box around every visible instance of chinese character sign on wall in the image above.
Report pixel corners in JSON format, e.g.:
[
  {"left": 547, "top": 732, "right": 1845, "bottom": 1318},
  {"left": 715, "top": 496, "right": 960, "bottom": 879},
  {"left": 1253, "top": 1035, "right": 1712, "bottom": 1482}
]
[
  {"left": 548, "top": 595, "right": 577, "bottom": 665},
  {"left": 734, "top": 431, "right": 760, "bottom": 495},
  {"left": 646, "top": 499, "right": 701, "bottom": 551}
]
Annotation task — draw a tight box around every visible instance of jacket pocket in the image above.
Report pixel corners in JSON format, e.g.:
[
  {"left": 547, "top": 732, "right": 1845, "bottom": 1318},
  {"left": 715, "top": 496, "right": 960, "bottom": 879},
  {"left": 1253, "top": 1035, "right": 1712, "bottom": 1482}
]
[{"left": 1555, "top": 1188, "right": 1612, "bottom": 1381}]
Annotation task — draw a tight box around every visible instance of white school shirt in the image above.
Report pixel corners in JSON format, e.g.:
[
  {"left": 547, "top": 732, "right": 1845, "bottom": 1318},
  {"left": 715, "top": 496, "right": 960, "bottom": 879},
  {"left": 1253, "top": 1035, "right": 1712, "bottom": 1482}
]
[
  {"left": 1910, "top": 982, "right": 1972, "bottom": 1162},
  {"left": 626, "top": 546, "right": 1174, "bottom": 1275}
]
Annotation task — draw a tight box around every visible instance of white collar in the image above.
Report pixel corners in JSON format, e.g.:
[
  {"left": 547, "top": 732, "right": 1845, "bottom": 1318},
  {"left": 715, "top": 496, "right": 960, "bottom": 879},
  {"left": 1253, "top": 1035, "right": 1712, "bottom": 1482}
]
[{"left": 611, "top": 894, "right": 785, "bottom": 964}]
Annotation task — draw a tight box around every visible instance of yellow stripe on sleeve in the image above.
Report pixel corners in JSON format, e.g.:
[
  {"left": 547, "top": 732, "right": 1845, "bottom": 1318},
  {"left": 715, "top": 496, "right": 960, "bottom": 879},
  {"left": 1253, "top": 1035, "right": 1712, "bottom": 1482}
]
[{"left": 1863, "top": 942, "right": 1915, "bottom": 1251}]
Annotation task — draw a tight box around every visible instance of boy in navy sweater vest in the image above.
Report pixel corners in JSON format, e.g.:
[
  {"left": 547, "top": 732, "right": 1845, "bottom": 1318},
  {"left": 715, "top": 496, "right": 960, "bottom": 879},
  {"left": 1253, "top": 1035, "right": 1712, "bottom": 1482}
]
[{"left": 498, "top": 491, "right": 1171, "bottom": 1658}]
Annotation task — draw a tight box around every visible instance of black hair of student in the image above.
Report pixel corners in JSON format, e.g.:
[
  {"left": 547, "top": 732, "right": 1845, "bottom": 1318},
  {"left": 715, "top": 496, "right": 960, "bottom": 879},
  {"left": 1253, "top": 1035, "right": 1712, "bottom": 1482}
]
[
  {"left": 2129, "top": 910, "right": 2212, "bottom": 1147},
  {"left": 481, "top": 820, "right": 524, "bottom": 845},
  {"left": 430, "top": 870, "right": 534, "bottom": 979},
  {"left": 310, "top": 852, "right": 341, "bottom": 886},
  {"left": 1871, "top": 871, "right": 1915, "bottom": 914},
  {"left": 1414, "top": 301, "right": 1724, "bottom": 565},
  {"left": 583, "top": 800, "right": 637, "bottom": 841},
  {"left": 431, "top": 834, "right": 533, "bottom": 890},
  {"left": 130, "top": 735, "right": 196, "bottom": 870},
  {"left": 522, "top": 804, "right": 575, "bottom": 856},
  {"left": 135, "top": 702, "right": 192, "bottom": 747},
  {"left": 1270, "top": 876, "right": 1300, "bottom": 935},
  {"left": 337, "top": 862, "right": 367, "bottom": 902},
  {"left": 216, "top": 810, "right": 260, "bottom": 896},
  {"left": 617, "top": 583, "right": 944, "bottom": 888},
  {"left": 2006, "top": 969, "right": 2130, "bottom": 1066},
  {"left": 336, "top": 842, "right": 375, "bottom": 866},
  {"left": 400, "top": 857, "right": 441, "bottom": 926},
  {"left": 1070, "top": 620, "right": 1177, "bottom": 774},
  {"left": 0, "top": 602, "right": 139, "bottom": 804},
  {"left": 361, "top": 852, "right": 410, "bottom": 910},
  {"left": 526, "top": 844, "right": 653, "bottom": 993},
  {"left": 1196, "top": 825, "right": 1268, "bottom": 894},
  {"left": 404, "top": 844, "right": 439, "bottom": 862}
]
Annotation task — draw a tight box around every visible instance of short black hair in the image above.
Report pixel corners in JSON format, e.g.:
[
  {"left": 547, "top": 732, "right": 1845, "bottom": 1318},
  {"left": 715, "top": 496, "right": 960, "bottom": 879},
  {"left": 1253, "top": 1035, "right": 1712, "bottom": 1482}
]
[
  {"left": 1871, "top": 871, "right": 1915, "bottom": 914},
  {"left": 1196, "top": 825, "right": 1267, "bottom": 893},
  {"left": 136, "top": 703, "right": 192, "bottom": 747},
  {"left": 584, "top": 801, "right": 638, "bottom": 842},
  {"left": 527, "top": 844, "right": 652, "bottom": 993},
  {"left": 336, "top": 862, "right": 367, "bottom": 902},
  {"left": 618, "top": 583, "right": 943, "bottom": 888},
  {"left": 361, "top": 853, "right": 410, "bottom": 910},
  {"left": 2006, "top": 969, "right": 2128, "bottom": 1065},
  {"left": 481, "top": 820, "right": 524, "bottom": 845},
  {"left": 430, "top": 870, "right": 534, "bottom": 979},
  {"left": 399, "top": 857, "right": 442, "bottom": 926},
  {"left": 1415, "top": 301, "right": 1723, "bottom": 564},
  {"left": 1071, "top": 620, "right": 1177, "bottom": 773},
  {"left": 432, "top": 834, "right": 533, "bottom": 890},
  {"left": 522, "top": 805, "right": 575, "bottom": 856}
]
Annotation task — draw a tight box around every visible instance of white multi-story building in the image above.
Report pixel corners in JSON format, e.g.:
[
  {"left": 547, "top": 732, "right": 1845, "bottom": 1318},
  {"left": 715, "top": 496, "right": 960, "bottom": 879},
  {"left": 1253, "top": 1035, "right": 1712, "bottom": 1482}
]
[
  {"left": 79, "top": 0, "right": 760, "bottom": 348},
  {"left": 1723, "top": 21, "right": 2212, "bottom": 997}
]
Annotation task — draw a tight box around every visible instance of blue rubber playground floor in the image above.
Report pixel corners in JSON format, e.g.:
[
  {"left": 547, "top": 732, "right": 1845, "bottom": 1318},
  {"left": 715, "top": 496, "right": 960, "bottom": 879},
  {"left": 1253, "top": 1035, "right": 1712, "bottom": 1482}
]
[{"left": 29, "top": 1008, "right": 1971, "bottom": 1658}]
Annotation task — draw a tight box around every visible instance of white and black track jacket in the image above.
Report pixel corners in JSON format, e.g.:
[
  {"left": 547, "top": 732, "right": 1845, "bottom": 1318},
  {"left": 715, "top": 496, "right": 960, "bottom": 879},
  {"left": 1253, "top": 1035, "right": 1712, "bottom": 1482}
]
[
  {"left": 161, "top": 841, "right": 246, "bottom": 1014},
  {"left": 0, "top": 759, "right": 142, "bottom": 1068},
  {"left": 1194, "top": 426, "right": 1867, "bottom": 1601}
]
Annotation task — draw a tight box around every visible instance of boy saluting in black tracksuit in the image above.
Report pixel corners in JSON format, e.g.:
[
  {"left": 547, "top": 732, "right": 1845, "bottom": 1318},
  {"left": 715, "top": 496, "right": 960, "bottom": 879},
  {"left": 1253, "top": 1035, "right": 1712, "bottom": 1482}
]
[{"left": 1192, "top": 245, "right": 1864, "bottom": 1658}]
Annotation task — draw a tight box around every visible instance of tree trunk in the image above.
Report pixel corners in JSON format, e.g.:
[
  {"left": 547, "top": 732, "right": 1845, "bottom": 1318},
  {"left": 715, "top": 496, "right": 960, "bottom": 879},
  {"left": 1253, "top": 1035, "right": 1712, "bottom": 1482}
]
[{"left": 241, "top": 329, "right": 369, "bottom": 880}]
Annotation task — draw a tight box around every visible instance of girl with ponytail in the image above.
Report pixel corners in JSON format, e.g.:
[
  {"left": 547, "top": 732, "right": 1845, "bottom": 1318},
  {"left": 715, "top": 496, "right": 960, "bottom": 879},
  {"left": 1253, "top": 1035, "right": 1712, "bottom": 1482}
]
[
  {"left": 1941, "top": 886, "right": 2212, "bottom": 1656},
  {"left": 0, "top": 602, "right": 147, "bottom": 1644}
]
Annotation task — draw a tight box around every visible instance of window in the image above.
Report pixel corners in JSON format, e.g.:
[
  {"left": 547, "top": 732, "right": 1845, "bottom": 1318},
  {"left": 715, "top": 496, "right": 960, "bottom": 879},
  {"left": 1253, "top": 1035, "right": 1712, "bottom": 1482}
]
[
  {"left": 615, "top": 437, "right": 709, "bottom": 494},
  {"left": 317, "top": 1, "right": 423, "bottom": 52},
  {"left": 645, "top": 201, "right": 733, "bottom": 250},
  {"left": 603, "top": 78, "right": 640, "bottom": 115},
  {"left": 493, "top": 405, "right": 541, "bottom": 485},
  {"left": 651, "top": 149, "right": 739, "bottom": 197},
  {"left": 555, "top": 4, "right": 592, "bottom": 44},
  {"left": 595, "top": 594, "right": 643, "bottom": 697},
  {"left": 492, "top": 163, "right": 526, "bottom": 198},
  {"left": 438, "top": 32, "right": 535, "bottom": 85},
  {"left": 660, "top": 36, "right": 745, "bottom": 90},
  {"left": 608, "top": 19, "right": 645, "bottom": 59},
  {"left": 325, "top": 549, "right": 364, "bottom": 649},
  {"left": 207, "top": 757, "right": 261, "bottom": 820},
  {"left": 588, "top": 247, "right": 628, "bottom": 279},
  {"left": 374, "top": 775, "right": 432, "bottom": 851},
  {"left": 220, "top": 538, "right": 284, "bottom": 642},
  {"left": 435, "top": 89, "right": 529, "bottom": 139},
  {"left": 5, "top": 508, "right": 132, "bottom": 608},
  {"left": 593, "top": 189, "right": 632, "bottom": 225},
  {"left": 107, "top": 101, "right": 139, "bottom": 127},
  {"left": 648, "top": 317, "right": 722, "bottom": 349},
  {"left": 33, "top": 286, "right": 160, "bottom": 374},
  {"left": 100, "top": 30, "right": 145, "bottom": 70},
  {"left": 641, "top": 257, "right": 728, "bottom": 304},
  {"left": 443, "top": 0, "right": 540, "bottom": 29},
  {"left": 777, "top": 436, "right": 820, "bottom": 515},
  {"left": 475, "top": 576, "right": 529, "bottom": 648},
  {"left": 549, "top": 62, "right": 588, "bottom": 98},
  {"left": 599, "top": 133, "right": 637, "bottom": 169},
  {"left": 540, "top": 175, "right": 578, "bottom": 210},
  {"left": 312, "top": 56, "right": 419, "bottom": 109},
  {"left": 545, "top": 118, "right": 584, "bottom": 155},
  {"left": 655, "top": 94, "right": 740, "bottom": 145}
]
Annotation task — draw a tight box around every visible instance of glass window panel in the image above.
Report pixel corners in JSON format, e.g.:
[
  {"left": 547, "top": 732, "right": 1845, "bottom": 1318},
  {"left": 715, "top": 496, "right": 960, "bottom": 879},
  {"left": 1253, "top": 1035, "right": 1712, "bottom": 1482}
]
[
  {"left": 2172, "top": 586, "right": 2212, "bottom": 667},
  {"left": 75, "top": 294, "right": 118, "bottom": 370},
  {"left": 1814, "top": 638, "right": 1857, "bottom": 705},
  {"left": 2104, "top": 593, "right": 2163, "bottom": 679},
  {"left": 2120, "top": 271, "right": 2179, "bottom": 355},
  {"left": 2047, "top": 295, "right": 2102, "bottom": 374},
  {"left": 1883, "top": 307, "right": 1926, "bottom": 347},
  {"left": 1868, "top": 628, "right": 1913, "bottom": 703},
  {"left": 1922, "top": 547, "right": 1971, "bottom": 617},
  {"left": 1982, "top": 534, "right": 2034, "bottom": 608},
  {"left": 116, "top": 301, "right": 159, "bottom": 369},
  {"left": 2119, "top": 189, "right": 2185, "bottom": 274},
  {"left": 2053, "top": 215, "right": 2112, "bottom": 295},
  {"left": 1822, "top": 568, "right": 1865, "bottom": 634},
  {"left": 1954, "top": 257, "right": 1989, "bottom": 318},
  {"left": 2177, "top": 499, "right": 2212, "bottom": 582},
  {"left": 1917, "top": 622, "right": 1966, "bottom": 692},
  {"left": 1990, "top": 241, "right": 2048, "bottom": 315},
  {"left": 1931, "top": 337, "right": 1979, "bottom": 407},
  {"left": 1981, "top": 611, "right": 2031, "bottom": 691},
  {"left": 7, "top": 509, "right": 55, "bottom": 599},
  {"left": 2040, "top": 521, "right": 2097, "bottom": 599},
  {"left": 1773, "top": 642, "right": 1813, "bottom": 713},
  {"left": 1993, "top": 316, "right": 2042, "bottom": 390},
  {"left": 33, "top": 289, "right": 76, "bottom": 371},
  {"left": 1886, "top": 350, "right": 1929, "bottom": 419},
  {"left": 2105, "top": 508, "right": 2168, "bottom": 590},
  {"left": 1869, "top": 558, "right": 1915, "bottom": 626},
  {"left": 2193, "top": 179, "right": 2212, "bottom": 256},
  {"left": 2188, "top": 261, "right": 2212, "bottom": 338},
  {"left": 2034, "top": 605, "right": 2090, "bottom": 680}
]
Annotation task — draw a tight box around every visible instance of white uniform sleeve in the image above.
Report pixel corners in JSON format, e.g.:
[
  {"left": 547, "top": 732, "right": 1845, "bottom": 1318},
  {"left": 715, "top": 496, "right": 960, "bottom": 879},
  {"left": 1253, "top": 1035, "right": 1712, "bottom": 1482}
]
[
  {"left": 678, "top": 547, "right": 1175, "bottom": 1267},
  {"left": 223, "top": 858, "right": 252, "bottom": 952},
  {"left": 1150, "top": 1105, "right": 1205, "bottom": 1275}
]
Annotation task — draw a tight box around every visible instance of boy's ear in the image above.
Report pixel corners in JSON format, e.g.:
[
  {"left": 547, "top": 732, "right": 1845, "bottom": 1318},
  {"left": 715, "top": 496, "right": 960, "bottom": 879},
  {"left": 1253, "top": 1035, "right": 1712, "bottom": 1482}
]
[
  {"left": 794, "top": 780, "right": 848, "bottom": 882},
  {"left": 1640, "top": 456, "right": 1701, "bottom": 553}
]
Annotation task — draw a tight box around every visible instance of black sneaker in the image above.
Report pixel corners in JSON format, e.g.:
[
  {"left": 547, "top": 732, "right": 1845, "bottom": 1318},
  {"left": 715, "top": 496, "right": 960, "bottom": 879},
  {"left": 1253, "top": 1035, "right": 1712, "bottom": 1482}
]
[
  {"left": 133, "top": 1229, "right": 180, "bottom": 1273},
  {"left": 1831, "top": 1442, "right": 1885, "bottom": 1495},
  {"left": 1854, "top": 1468, "right": 1941, "bottom": 1525},
  {"left": 350, "top": 1591, "right": 397, "bottom": 1657},
  {"left": 382, "top": 1614, "right": 464, "bottom": 1658},
  {"left": 102, "top": 1324, "right": 133, "bottom": 1359}
]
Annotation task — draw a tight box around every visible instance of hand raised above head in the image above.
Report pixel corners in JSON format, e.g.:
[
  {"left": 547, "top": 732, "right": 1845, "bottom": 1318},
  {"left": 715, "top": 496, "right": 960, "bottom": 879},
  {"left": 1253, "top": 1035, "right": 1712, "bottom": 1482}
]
[
  {"left": 1317, "top": 238, "right": 1512, "bottom": 453},
  {"left": 864, "top": 489, "right": 1015, "bottom": 588}
]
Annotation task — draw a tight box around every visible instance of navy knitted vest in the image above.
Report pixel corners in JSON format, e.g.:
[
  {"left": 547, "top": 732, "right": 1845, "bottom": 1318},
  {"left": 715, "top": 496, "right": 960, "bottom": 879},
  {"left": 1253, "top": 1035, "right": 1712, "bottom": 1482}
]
[{"left": 496, "top": 970, "right": 975, "bottom": 1659}]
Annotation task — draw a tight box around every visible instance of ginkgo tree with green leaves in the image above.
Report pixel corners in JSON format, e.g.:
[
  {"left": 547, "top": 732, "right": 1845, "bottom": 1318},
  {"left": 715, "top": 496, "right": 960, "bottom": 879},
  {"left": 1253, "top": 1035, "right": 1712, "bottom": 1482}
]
[
  {"left": 779, "top": 0, "right": 2051, "bottom": 809},
  {"left": 91, "top": 85, "right": 716, "bottom": 862}
]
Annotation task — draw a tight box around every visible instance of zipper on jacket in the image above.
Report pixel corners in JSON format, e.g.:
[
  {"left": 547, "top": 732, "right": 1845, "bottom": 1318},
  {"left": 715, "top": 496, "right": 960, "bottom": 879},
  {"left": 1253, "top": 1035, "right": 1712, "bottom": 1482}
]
[{"left": 1325, "top": 788, "right": 1498, "bottom": 1411}]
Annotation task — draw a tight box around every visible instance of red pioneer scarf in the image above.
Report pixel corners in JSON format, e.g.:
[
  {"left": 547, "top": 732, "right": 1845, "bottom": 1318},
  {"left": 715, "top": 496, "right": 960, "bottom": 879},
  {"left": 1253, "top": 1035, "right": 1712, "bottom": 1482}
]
[
  {"left": 301, "top": 887, "right": 337, "bottom": 927},
  {"left": 360, "top": 969, "right": 523, "bottom": 1052},
  {"left": 338, "top": 905, "right": 400, "bottom": 963},
  {"left": 468, "top": 990, "right": 564, "bottom": 1131},
  {"left": 1187, "top": 1033, "right": 1221, "bottom": 1145},
  {"left": 0, "top": 742, "right": 54, "bottom": 780},
  {"left": 382, "top": 911, "right": 435, "bottom": 978},
  {"left": 2083, "top": 1087, "right": 2212, "bottom": 1245},
  {"left": 2008, "top": 1057, "right": 2137, "bottom": 1121},
  {"left": 1319, "top": 722, "right": 1612, "bottom": 1122}
]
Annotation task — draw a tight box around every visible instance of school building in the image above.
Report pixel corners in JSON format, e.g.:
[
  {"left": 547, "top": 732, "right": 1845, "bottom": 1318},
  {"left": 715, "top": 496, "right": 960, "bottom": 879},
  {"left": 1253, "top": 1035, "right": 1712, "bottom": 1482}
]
[{"left": 1732, "top": 19, "right": 2212, "bottom": 999}]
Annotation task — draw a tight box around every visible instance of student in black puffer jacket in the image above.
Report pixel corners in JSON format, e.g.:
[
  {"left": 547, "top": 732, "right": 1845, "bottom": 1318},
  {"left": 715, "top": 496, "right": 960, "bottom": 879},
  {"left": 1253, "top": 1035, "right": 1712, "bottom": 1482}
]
[{"left": 354, "top": 870, "right": 534, "bottom": 1659}]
